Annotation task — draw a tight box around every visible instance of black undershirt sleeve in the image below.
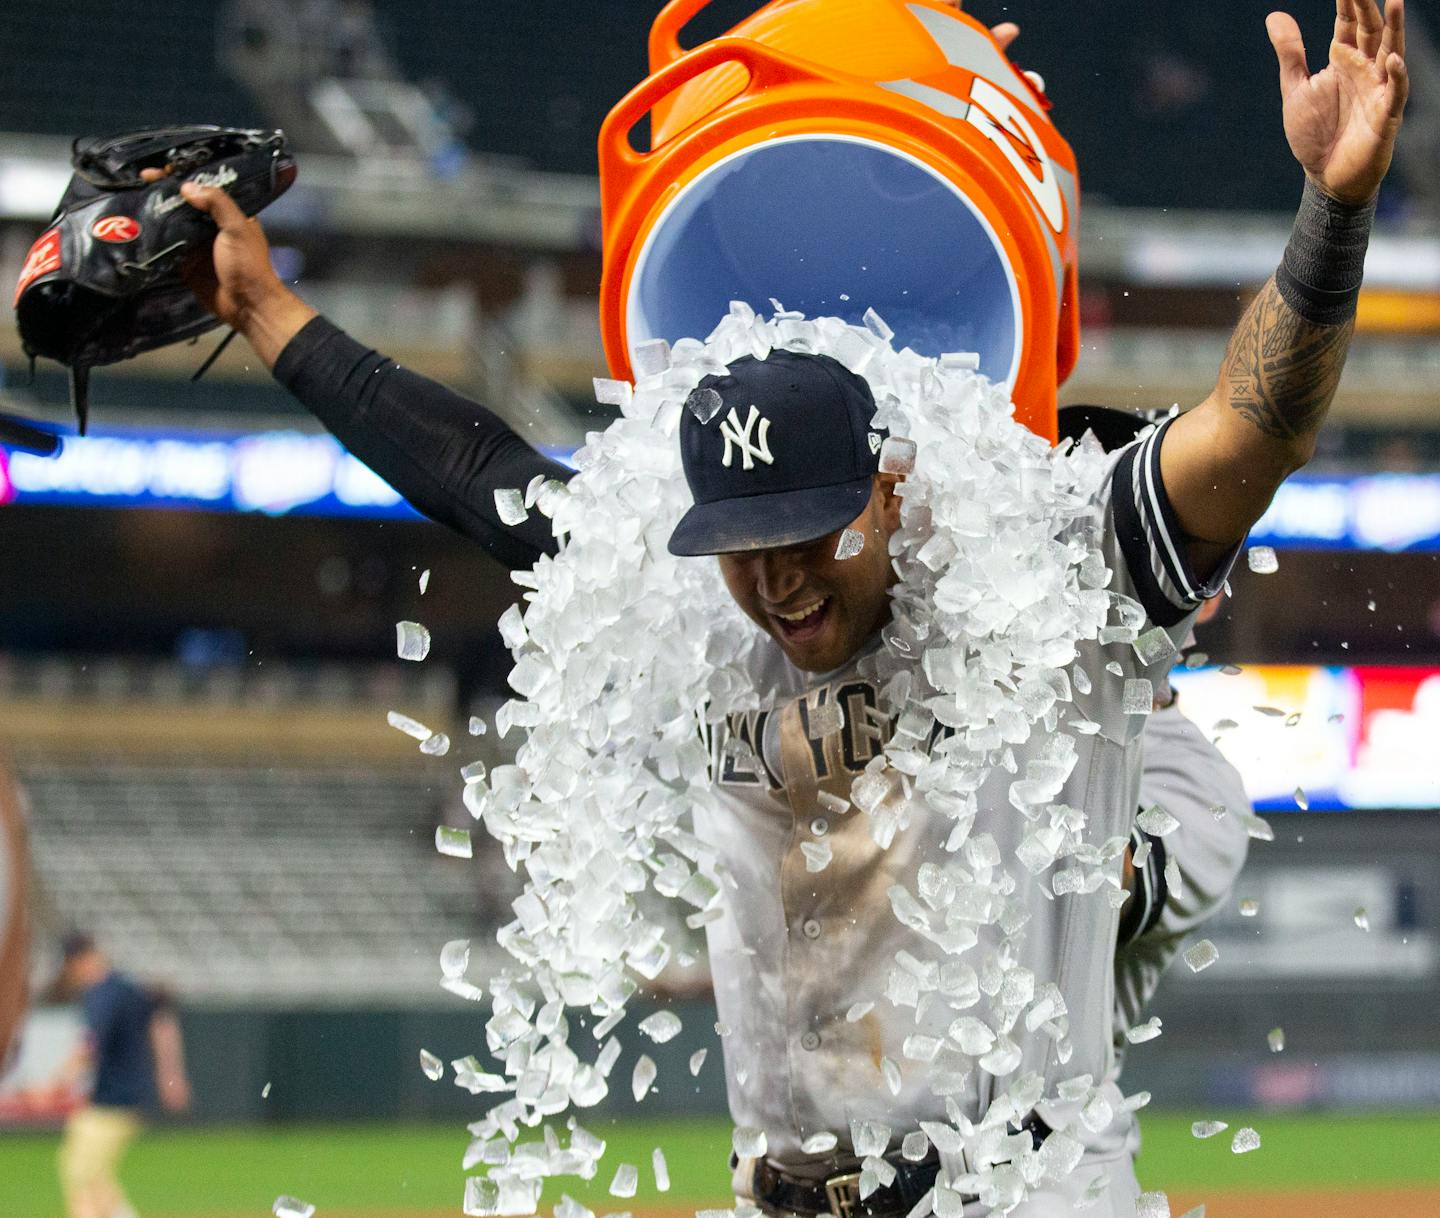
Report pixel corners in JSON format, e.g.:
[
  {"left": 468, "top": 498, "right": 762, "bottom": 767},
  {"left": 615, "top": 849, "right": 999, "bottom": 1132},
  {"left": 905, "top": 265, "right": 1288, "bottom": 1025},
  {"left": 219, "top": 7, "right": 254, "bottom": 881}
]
[{"left": 272, "top": 316, "right": 574, "bottom": 571}]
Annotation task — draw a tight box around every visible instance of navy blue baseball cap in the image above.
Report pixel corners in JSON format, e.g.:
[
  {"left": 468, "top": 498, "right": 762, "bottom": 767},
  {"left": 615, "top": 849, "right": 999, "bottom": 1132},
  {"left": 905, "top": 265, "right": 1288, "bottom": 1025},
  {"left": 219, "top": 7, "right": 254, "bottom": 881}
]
[{"left": 667, "top": 351, "right": 886, "bottom": 557}]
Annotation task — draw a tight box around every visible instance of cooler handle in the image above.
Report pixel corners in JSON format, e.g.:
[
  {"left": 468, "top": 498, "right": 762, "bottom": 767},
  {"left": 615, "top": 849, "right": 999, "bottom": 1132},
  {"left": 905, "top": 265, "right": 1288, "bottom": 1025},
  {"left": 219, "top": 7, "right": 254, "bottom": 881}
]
[
  {"left": 648, "top": 0, "right": 767, "bottom": 69},
  {"left": 599, "top": 36, "right": 831, "bottom": 219}
]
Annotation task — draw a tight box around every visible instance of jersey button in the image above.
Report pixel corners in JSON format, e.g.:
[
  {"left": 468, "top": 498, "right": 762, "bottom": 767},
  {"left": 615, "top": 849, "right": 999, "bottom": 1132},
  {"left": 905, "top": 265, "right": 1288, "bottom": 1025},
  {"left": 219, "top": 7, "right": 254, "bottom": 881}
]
[
  {"left": 800, "top": 1031, "right": 821, "bottom": 1051},
  {"left": 809, "top": 817, "right": 829, "bottom": 837},
  {"left": 802, "top": 918, "right": 822, "bottom": 940}
]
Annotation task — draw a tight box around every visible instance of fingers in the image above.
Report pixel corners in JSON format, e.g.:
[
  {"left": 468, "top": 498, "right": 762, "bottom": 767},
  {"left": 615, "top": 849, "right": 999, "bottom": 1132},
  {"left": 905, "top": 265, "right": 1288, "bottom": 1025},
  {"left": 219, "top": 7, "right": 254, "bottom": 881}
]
[
  {"left": 1354, "top": 0, "right": 1385, "bottom": 57},
  {"left": 180, "top": 180, "right": 248, "bottom": 230},
  {"left": 992, "top": 21, "right": 1020, "bottom": 50},
  {"left": 1384, "top": 50, "right": 1410, "bottom": 117},
  {"left": 1379, "top": 0, "right": 1405, "bottom": 65},
  {"left": 139, "top": 167, "right": 167, "bottom": 183},
  {"left": 1334, "top": 0, "right": 1358, "bottom": 49},
  {"left": 1266, "top": 12, "right": 1310, "bottom": 97}
]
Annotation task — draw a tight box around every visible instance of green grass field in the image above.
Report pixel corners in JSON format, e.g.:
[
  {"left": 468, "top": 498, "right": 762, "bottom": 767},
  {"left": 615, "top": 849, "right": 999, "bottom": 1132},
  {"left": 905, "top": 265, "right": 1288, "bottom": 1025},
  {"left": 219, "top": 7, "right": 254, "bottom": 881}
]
[{"left": 4, "top": 1111, "right": 1440, "bottom": 1216}]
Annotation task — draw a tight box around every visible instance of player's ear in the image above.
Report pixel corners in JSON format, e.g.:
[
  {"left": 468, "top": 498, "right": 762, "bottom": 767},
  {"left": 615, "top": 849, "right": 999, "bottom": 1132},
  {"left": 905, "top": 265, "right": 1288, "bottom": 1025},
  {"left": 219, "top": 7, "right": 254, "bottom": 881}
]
[{"left": 874, "top": 474, "right": 904, "bottom": 532}]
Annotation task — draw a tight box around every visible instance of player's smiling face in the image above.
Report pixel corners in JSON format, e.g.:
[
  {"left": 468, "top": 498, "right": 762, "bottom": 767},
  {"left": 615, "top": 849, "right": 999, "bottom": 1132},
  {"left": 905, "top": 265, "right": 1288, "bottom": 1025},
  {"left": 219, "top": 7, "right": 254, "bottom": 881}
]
[{"left": 717, "top": 476, "right": 903, "bottom": 672}]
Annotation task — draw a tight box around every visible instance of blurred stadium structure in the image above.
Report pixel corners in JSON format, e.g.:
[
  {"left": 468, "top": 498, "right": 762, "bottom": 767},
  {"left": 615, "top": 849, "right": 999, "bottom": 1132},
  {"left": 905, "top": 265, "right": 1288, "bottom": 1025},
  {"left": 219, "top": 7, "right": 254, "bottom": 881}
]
[{"left": 0, "top": 0, "right": 1437, "bottom": 1138}]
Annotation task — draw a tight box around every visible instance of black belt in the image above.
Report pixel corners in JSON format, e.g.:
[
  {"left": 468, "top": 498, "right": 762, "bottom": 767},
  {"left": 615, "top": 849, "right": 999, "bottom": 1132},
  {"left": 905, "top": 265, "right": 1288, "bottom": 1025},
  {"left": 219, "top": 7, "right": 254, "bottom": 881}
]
[{"left": 745, "top": 1115, "right": 1053, "bottom": 1218}]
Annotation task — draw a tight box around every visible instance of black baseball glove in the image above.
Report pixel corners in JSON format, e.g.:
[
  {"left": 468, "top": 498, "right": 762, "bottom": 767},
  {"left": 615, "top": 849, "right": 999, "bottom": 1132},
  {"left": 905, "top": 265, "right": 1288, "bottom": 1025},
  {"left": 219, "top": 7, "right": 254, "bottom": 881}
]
[{"left": 12, "top": 126, "right": 296, "bottom": 440}]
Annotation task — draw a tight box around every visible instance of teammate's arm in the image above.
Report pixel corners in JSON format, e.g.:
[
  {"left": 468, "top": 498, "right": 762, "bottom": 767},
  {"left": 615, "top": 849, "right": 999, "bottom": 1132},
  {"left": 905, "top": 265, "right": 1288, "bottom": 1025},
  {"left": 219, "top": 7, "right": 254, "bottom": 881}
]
[
  {"left": 1159, "top": 0, "right": 1408, "bottom": 577},
  {"left": 177, "top": 180, "right": 571, "bottom": 570},
  {"left": 148, "top": 1005, "right": 191, "bottom": 1114}
]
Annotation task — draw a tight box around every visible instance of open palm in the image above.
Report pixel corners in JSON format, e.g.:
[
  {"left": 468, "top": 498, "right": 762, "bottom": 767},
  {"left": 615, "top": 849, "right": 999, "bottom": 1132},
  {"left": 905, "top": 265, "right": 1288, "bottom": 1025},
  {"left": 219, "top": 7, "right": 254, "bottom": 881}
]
[{"left": 1267, "top": 0, "right": 1409, "bottom": 204}]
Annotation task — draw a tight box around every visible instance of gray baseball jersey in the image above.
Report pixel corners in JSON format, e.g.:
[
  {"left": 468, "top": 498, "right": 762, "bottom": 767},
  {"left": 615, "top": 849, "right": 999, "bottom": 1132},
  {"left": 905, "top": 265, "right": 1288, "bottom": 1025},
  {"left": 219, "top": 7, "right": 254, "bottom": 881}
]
[
  {"left": 1089, "top": 695, "right": 1253, "bottom": 1163},
  {"left": 693, "top": 421, "right": 1238, "bottom": 1172}
]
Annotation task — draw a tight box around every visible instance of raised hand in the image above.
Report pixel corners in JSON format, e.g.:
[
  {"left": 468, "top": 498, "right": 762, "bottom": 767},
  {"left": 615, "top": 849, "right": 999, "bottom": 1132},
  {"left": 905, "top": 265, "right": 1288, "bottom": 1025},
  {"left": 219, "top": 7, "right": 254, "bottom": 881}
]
[{"left": 1266, "top": 0, "right": 1409, "bottom": 204}]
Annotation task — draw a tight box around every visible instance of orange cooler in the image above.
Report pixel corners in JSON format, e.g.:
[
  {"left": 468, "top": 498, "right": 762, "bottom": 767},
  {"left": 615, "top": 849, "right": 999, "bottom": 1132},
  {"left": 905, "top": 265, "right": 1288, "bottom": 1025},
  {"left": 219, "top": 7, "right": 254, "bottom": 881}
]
[{"left": 598, "top": 0, "right": 1082, "bottom": 439}]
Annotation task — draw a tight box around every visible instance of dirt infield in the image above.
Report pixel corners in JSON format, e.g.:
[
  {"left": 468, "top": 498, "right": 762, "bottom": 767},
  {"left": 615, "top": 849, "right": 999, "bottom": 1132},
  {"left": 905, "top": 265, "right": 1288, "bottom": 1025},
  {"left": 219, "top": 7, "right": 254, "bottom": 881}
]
[
  {"left": 311, "top": 1189, "right": 1440, "bottom": 1218},
  {"left": 1170, "top": 1187, "right": 1440, "bottom": 1217}
]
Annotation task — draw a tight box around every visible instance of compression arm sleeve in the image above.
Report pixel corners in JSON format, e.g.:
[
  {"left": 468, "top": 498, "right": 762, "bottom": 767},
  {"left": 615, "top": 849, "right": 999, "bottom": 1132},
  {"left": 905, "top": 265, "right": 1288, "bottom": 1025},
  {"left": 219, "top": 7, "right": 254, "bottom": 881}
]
[{"left": 273, "top": 316, "right": 573, "bottom": 570}]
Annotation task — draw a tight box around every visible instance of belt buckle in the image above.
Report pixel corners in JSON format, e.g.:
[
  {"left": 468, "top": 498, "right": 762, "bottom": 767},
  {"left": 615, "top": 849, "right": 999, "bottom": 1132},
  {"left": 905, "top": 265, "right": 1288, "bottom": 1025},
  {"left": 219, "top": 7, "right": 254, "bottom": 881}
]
[{"left": 823, "top": 1171, "right": 863, "bottom": 1218}]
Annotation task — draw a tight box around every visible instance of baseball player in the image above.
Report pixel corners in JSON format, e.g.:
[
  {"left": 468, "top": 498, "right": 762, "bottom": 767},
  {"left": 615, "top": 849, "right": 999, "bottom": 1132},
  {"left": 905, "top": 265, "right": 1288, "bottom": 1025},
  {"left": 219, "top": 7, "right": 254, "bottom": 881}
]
[{"left": 170, "top": 3, "right": 1403, "bottom": 1214}]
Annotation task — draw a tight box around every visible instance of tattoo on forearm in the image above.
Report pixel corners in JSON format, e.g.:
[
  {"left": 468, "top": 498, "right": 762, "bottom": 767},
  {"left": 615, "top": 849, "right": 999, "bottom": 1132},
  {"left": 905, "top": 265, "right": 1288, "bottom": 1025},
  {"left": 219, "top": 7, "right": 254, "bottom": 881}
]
[{"left": 1223, "top": 276, "right": 1355, "bottom": 442}]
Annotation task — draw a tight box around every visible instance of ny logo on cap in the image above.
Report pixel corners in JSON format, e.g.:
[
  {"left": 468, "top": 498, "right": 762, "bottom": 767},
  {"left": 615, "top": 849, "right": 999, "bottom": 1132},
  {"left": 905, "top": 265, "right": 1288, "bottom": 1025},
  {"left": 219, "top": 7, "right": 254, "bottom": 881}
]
[{"left": 719, "top": 405, "right": 775, "bottom": 471}]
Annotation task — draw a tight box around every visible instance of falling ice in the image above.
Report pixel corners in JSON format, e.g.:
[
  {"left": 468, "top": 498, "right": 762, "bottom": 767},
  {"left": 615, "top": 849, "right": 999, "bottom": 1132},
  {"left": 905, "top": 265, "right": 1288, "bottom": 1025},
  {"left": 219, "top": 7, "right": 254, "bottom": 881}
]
[{"left": 396, "top": 621, "right": 431, "bottom": 661}]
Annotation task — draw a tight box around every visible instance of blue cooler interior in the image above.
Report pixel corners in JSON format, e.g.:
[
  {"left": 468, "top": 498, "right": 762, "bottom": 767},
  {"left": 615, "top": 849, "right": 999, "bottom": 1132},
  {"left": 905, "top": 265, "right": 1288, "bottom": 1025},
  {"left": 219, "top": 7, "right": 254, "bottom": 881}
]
[{"left": 628, "top": 136, "right": 1020, "bottom": 383}]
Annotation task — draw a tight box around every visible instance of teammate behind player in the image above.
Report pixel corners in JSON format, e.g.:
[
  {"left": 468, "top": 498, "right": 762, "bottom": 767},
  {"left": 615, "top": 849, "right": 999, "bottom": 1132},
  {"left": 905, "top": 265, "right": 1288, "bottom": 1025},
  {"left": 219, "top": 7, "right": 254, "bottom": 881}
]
[
  {"left": 1058, "top": 406, "right": 1254, "bottom": 1170},
  {"left": 166, "top": 4, "right": 1404, "bottom": 1213}
]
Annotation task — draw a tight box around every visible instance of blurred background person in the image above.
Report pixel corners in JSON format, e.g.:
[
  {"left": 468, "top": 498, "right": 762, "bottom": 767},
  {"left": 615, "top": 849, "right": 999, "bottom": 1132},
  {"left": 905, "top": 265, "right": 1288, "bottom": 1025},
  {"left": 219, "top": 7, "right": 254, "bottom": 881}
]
[{"left": 47, "top": 933, "right": 190, "bottom": 1218}]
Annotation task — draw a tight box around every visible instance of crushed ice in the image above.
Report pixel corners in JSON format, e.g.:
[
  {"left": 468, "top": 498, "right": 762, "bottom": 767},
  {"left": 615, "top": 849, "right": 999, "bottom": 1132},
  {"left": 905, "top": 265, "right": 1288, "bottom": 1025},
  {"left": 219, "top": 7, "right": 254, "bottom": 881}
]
[{"left": 447, "top": 307, "right": 1170, "bottom": 1211}]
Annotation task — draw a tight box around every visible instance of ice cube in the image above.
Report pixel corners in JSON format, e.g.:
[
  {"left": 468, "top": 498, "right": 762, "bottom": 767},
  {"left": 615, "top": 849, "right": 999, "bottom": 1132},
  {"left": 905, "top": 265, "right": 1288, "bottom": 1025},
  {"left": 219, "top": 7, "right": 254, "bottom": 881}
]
[
  {"left": 1122, "top": 679, "right": 1154, "bottom": 715},
  {"left": 851, "top": 1119, "right": 891, "bottom": 1157},
  {"left": 879, "top": 437, "right": 918, "bottom": 476},
  {"left": 494, "top": 489, "right": 528, "bottom": 526},
  {"left": 939, "top": 352, "right": 981, "bottom": 372},
  {"left": 593, "top": 377, "right": 633, "bottom": 407},
  {"left": 639, "top": 1011, "right": 682, "bottom": 1044},
  {"left": 1294, "top": 786, "right": 1309, "bottom": 811},
  {"left": 469, "top": 716, "right": 487, "bottom": 736},
  {"left": 801, "top": 1131, "right": 839, "bottom": 1155},
  {"left": 1177, "top": 1208, "right": 1206, "bottom": 1218},
  {"left": 1212, "top": 719, "right": 1239, "bottom": 732},
  {"left": 846, "top": 1002, "right": 875, "bottom": 1023},
  {"left": 609, "top": 1163, "right": 639, "bottom": 1198},
  {"left": 1132, "top": 628, "right": 1175, "bottom": 667},
  {"left": 418, "top": 568, "right": 431, "bottom": 594},
  {"left": 1106, "top": 661, "right": 1125, "bottom": 677},
  {"left": 1125, "top": 1017, "right": 1163, "bottom": 1045},
  {"left": 1183, "top": 939, "right": 1218, "bottom": 973},
  {"left": 950, "top": 1016, "right": 995, "bottom": 1055},
  {"left": 817, "top": 791, "right": 851, "bottom": 816},
  {"left": 632, "top": 339, "right": 671, "bottom": 378},
  {"left": 440, "top": 939, "right": 470, "bottom": 978},
  {"left": 1136, "top": 806, "right": 1179, "bottom": 837},
  {"left": 653, "top": 1147, "right": 670, "bottom": 1192},
  {"left": 387, "top": 711, "right": 432, "bottom": 740},
  {"left": 801, "top": 840, "right": 833, "bottom": 873},
  {"left": 1137, "top": 1192, "right": 1170, "bottom": 1218},
  {"left": 1285, "top": 711, "right": 1302, "bottom": 727},
  {"left": 420, "top": 1049, "right": 444, "bottom": 1080},
  {"left": 262, "top": 1081, "right": 271, "bottom": 1098},
  {"left": 685, "top": 387, "right": 724, "bottom": 424},
  {"left": 273, "top": 1199, "right": 316, "bottom": 1218},
  {"left": 420, "top": 733, "right": 451, "bottom": 756},
  {"left": 436, "top": 826, "right": 473, "bottom": 859},
  {"left": 1231, "top": 1127, "right": 1261, "bottom": 1154},
  {"left": 1191, "top": 1120, "right": 1227, "bottom": 1139},
  {"left": 901, "top": 1130, "right": 930, "bottom": 1161},
  {"left": 1268, "top": 1027, "right": 1284, "bottom": 1053},
  {"left": 808, "top": 701, "right": 844, "bottom": 736},
  {"left": 1132, "top": 841, "right": 1152, "bottom": 869},
  {"left": 835, "top": 529, "right": 866, "bottom": 561},
  {"left": 396, "top": 621, "right": 432, "bottom": 662},
  {"left": 631, "top": 1055, "right": 657, "bottom": 1102},
  {"left": 1246, "top": 546, "right": 1278, "bottom": 574},
  {"left": 1354, "top": 907, "right": 1370, "bottom": 931},
  {"left": 1237, "top": 811, "right": 1275, "bottom": 841},
  {"left": 689, "top": 1049, "right": 707, "bottom": 1076},
  {"left": 881, "top": 1056, "right": 902, "bottom": 1096},
  {"left": 734, "top": 1126, "right": 768, "bottom": 1158},
  {"left": 461, "top": 760, "right": 487, "bottom": 785},
  {"left": 862, "top": 308, "right": 894, "bottom": 342},
  {"left": 1239, "top": 899, "right": 1259, "bottom": 918},
  {"left": 1254, "top": 705, "right": 1285, "bottom": 718}
]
